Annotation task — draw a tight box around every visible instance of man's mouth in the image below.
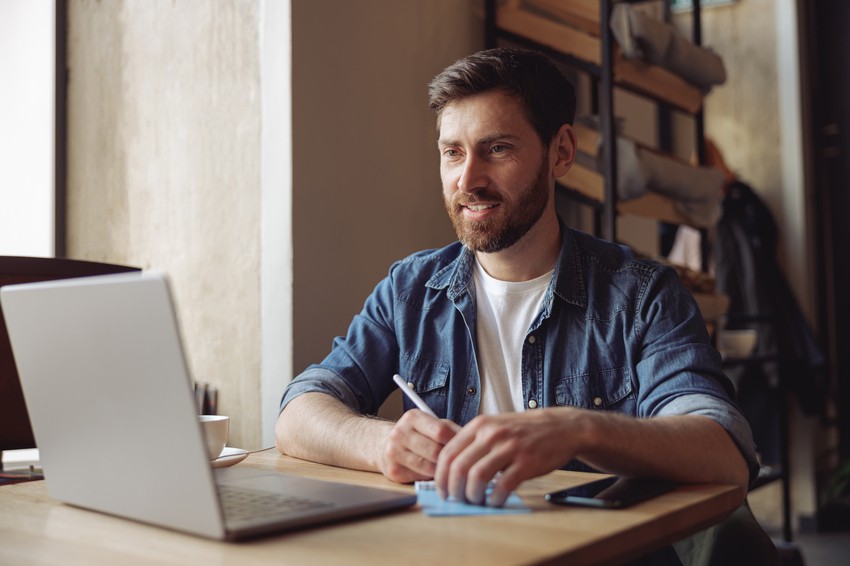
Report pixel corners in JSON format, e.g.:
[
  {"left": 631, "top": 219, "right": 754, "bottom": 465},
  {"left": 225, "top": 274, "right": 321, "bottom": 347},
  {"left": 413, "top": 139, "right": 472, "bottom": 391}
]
[{"left": 464, "top": 203, "right": 497, "bottom": 212}]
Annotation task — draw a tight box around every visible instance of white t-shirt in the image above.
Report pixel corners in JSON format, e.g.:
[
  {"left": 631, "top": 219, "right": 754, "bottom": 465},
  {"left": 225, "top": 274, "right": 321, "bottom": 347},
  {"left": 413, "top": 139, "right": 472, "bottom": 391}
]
[{"left": 473, "top": 260, "right": 553, "bottom": 414}]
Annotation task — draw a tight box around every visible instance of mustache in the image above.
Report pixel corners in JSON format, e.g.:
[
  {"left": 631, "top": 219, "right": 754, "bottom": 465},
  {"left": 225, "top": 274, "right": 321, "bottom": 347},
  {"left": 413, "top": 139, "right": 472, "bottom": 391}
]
[{"left": 450, "top": 190, "right": 504, "bottom": 207}]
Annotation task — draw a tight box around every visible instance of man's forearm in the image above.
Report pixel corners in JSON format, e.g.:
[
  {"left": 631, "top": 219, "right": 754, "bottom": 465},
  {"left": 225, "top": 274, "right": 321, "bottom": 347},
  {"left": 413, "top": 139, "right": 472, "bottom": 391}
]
[
  {"left": 577, "top": 411, "right": 750, "bottom": 492},
  {"left": 275, "top": 392, "right": 392, "bottom": 473}
]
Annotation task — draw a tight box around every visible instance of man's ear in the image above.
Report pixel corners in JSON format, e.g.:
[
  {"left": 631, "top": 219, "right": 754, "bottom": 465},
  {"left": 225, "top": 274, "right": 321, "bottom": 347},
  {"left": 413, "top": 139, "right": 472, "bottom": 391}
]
[{"left": 551, "top": 124, "right": 576, "bottom": 178}]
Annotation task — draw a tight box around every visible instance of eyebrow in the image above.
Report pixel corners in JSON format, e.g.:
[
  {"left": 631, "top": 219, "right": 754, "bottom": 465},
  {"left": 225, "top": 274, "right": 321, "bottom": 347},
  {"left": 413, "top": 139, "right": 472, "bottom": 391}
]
[{"left": 437, "top": 133, "right": 521, "bottom": 149}]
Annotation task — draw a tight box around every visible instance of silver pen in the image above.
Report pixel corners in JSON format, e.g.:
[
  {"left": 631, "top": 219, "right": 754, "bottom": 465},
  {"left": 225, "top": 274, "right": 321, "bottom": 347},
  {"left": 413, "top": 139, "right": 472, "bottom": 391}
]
[{"left": 392, "top": 374, "right": 438, "bottom": 418}]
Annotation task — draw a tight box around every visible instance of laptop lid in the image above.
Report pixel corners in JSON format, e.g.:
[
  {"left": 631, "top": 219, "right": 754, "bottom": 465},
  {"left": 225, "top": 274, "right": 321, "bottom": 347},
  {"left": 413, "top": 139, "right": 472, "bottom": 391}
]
[{"left": 1, "top": 272, "right": 415, "bottom": 540}]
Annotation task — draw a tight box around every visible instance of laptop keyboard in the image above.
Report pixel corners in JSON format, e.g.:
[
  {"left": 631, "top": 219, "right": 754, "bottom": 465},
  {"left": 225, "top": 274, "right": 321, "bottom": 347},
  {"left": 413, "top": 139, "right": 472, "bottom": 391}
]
[{"left": 219, "top": 485, "right": 334, "bottom": 523}]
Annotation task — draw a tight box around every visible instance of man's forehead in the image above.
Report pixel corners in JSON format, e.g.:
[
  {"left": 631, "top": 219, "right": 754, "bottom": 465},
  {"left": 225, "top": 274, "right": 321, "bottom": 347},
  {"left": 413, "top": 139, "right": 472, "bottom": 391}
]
[{"left": 437, "top": 92, "right": 532, "bottom": 143}]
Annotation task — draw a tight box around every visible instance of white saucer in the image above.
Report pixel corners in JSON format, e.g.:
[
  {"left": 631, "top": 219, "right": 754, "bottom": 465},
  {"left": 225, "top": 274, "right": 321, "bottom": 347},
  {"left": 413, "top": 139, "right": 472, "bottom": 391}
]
[{"left": 211, "top": 447, "right": 248, "bottom": 469}]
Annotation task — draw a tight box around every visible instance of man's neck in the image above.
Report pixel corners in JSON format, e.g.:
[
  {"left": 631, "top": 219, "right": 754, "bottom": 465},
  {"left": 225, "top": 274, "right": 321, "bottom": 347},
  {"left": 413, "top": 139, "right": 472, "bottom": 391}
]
[{"left": 475, "top": 212, "right": 561, "bottom": 282}]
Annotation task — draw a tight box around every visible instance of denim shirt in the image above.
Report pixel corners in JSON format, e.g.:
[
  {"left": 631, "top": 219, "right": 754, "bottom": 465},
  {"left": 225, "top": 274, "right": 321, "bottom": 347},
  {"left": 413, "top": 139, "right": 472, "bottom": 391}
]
[{"left": 281, "top": 223, "right": 759, "bottom": 482}]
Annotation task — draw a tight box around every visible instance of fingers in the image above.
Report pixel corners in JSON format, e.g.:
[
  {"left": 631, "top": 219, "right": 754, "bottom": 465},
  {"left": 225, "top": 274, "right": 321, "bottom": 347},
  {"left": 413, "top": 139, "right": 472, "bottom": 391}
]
[
  {"left": 483, "top": 460, "right": 525, "bottom": 507},
  {"left": 435, "top": 416, "right": 509, "bottom": 504},
  {"left": 409, "top": 409, "right": 461, "bottom": 445},
  {"left": 435, "top": 413, "right": 562, "bottom": 507},
  {"left": 380, "top": 409, "right": 458, "bottom": 483},
  {"left": 438, "top": 445, "right": 524, "bottom": 507}
]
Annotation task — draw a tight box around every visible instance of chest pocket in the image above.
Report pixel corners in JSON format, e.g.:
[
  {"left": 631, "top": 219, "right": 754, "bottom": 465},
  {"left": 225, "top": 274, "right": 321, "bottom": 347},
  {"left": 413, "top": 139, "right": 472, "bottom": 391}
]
[
  {"left": 398, "top": 355, "right": 450, "bottom": 416},
  {"left": 554, "top": 366, "right": 634, "bottom": 411}
]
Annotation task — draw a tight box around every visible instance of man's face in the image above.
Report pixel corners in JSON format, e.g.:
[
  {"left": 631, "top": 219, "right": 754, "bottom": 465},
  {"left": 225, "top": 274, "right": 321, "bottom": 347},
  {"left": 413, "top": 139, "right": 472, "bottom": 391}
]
[{"left": 438, "top": 90, "right": 552, "bottom": 253}]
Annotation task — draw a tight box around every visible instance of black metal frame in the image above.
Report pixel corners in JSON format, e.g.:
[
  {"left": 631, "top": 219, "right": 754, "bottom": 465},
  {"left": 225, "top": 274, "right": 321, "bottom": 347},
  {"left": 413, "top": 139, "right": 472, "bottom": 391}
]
[{"left": 54, "top": 0, "right": 68, "bottom": 258}]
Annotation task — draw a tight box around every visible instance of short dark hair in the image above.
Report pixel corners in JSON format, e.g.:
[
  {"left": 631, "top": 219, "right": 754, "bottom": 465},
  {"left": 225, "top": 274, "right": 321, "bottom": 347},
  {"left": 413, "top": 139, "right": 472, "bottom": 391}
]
[{"left": 428, "top": 47, "right": 576, "bottom": 144}]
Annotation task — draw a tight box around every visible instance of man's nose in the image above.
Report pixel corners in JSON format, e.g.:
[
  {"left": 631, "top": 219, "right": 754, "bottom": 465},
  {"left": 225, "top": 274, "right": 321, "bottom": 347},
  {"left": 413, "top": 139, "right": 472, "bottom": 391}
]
[{"left": 457, "top": 154, "right": 489, "bottom": 193}]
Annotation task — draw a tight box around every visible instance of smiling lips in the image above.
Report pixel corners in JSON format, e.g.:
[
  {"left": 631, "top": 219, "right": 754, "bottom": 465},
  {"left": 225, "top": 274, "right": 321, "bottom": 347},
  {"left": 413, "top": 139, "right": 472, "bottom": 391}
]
[
  {"left": 461, "top": 202, "right": 499, "bottom": 221},
  {"left": 465, "top": 203, "right": 497, "bottom": 212}
]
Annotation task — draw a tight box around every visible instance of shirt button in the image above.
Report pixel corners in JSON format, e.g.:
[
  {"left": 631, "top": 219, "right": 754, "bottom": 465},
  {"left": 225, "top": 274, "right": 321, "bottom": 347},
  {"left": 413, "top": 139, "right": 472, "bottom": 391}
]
[
  {"left": 406, "top": 381, "right": 415, "bottom": 390},
  {"left": 527, "top": 335, "right": 536, "bottom": 344},
  {"left": 593, "top": 396, "right": 603, "bottom": 407},
  {"left": 467, "top": 386, "right": 476, "bottom": 395},
  {"left": 528, "top": 399, "right": 538, "bottom": 409}
]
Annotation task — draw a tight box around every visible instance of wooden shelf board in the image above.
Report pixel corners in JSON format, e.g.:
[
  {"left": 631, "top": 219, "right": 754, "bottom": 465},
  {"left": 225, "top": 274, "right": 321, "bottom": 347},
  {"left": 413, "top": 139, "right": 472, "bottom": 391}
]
[
  {"left": 615, "top": 56, "right": 702, "bottom": 114},
  {"left": 525, "top": 0, "right": 601, "bottom": 36},
  {"left": 498, "top": 5, "right": 601, "bottom": 65},
  {"left": 559, "top": 163, "right": 604, "bottom": 202},
  {"left": 617, "top": 192, "right": 690, "bottom": 226},
  {"left": 574, "top": 123, "right": 703, "bottom": 174},
  {"left": 559, "top": 164, "right": 692, "bottom": 227},
  {"left": 524, "top": 0, "right": 718, "bottom": 115},
  {"left": 497, "top": 5, "right": 703, "bottom": 114}
]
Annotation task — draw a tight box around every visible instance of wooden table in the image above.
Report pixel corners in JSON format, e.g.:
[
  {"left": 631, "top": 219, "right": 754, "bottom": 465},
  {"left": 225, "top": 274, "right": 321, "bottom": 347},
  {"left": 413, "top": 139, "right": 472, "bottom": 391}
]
[{"left": 0, "top": 450, "right": 743, "bottom": 565}]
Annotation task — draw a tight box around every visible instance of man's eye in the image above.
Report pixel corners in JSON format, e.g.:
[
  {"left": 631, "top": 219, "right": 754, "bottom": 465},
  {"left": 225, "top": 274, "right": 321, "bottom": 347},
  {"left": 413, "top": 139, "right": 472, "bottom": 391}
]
[
  {"left": 491, "top": 145, "right": 507, "bottom": 154},
  {"left": 443, "top": 149, "right": 459, "bottom": 158}
]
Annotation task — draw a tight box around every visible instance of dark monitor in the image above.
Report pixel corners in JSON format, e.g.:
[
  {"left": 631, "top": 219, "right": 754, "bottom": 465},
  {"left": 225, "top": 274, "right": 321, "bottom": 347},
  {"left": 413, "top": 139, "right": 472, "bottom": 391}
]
[{"left": 0, "top": 256, "right": 140, "bottom": 455}]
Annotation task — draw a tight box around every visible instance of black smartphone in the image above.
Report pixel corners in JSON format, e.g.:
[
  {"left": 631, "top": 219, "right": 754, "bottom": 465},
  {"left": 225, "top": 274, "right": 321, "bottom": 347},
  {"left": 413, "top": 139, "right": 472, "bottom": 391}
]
[{"left": 544, "top": 476, "right": 677, "bottom": 509}]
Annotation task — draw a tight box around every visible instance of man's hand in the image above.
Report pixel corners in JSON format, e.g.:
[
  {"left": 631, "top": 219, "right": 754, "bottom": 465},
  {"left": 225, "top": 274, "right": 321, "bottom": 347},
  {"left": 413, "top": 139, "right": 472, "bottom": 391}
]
[
  {"left": 431, "top": 407, "right": 752, "bottom": 508},
  {"left": 434, "top": 409, "right": 584, "bottom": 507},
  {"left": 379, "top": 409, "right": 461, "bottom": 483}
]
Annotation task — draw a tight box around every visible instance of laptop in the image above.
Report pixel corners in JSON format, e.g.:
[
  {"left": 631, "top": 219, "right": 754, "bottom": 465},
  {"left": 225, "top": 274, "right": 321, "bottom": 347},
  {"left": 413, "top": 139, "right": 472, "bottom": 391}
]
[{"left": 0, "top": 271, "right": 415, "bottom": 540}]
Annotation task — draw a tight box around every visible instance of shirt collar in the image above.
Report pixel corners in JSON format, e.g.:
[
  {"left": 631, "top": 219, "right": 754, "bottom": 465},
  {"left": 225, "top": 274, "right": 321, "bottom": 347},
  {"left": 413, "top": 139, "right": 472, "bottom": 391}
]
[{"left": 427, "top": 216, "right": 588, "bottom": 309}]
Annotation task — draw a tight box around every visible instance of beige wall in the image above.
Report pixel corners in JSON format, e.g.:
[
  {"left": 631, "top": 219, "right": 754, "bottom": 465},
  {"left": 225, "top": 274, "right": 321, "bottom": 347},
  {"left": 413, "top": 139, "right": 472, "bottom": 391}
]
[
  {"left": 66, "top": 0, "right": 263, "bottom": 448},
  {"left": 291, "top": 1, "right": 480, "bottom": 379}
]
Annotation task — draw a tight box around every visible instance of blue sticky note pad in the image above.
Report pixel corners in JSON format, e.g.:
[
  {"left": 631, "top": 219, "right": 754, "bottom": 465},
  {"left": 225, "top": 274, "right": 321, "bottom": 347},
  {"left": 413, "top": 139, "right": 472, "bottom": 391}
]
[{"left": 415, "top": 481, "right": 530, "bottom": 516}]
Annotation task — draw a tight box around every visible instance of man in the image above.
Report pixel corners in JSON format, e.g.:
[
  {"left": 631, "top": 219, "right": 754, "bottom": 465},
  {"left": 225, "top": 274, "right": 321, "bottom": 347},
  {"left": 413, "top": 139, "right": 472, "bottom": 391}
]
[{"left": 276, "top": 48, "right": 757, "bottom": 509}]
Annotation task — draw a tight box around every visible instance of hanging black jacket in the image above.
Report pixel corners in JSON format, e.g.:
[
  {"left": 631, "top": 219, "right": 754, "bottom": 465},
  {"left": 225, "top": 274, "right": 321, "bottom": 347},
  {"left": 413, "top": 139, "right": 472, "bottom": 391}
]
[{"left": 714, "top": 181, "right": 827, "bottom": 416}]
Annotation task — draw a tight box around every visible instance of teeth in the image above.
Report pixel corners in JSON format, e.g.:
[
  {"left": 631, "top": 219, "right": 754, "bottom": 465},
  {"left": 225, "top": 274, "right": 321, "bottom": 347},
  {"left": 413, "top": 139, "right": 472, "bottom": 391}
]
[{"left": 466, "top": 204, "right": 495, "bottom": 212}]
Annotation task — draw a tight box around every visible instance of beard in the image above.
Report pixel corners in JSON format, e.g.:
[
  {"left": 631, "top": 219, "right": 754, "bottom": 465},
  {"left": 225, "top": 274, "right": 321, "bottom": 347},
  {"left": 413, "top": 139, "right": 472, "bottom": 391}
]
[{"left": 444, "top": 157, "right": 550, "bottom": 253}]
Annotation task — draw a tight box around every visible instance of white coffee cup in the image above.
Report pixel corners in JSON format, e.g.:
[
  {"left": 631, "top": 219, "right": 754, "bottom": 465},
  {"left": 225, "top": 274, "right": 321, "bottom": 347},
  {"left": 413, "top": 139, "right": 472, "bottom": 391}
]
[{"left": 199, "top": 415, "right": 230, "bottom": 460}]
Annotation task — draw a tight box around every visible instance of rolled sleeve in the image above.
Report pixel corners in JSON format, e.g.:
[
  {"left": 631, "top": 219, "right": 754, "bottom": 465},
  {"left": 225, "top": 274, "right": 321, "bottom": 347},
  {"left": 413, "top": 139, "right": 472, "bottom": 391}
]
[
  {"left": 635, "top": 266, "right": 760, "bottom": 486},
  {"left": 279, "top": 367, "right": 362, "bottom": 414}
]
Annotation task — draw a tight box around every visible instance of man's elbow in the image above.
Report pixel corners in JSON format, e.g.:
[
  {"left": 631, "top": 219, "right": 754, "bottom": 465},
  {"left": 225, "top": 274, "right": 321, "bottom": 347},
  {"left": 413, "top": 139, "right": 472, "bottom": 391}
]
[
  {"left": 730, "top": 453, "right": 752, "bottom": 498},
  {"left": 703, "top": 418, "right": 753, "bottom": 496},
  {"left": 274, "top": 407, "right": 291, "bottom": 455},
  {"left": 275, "top": 400, "right": 302, "bottom": 456},
  {"left": 714, "top": 435, "right": 752, "bottom": 499}
]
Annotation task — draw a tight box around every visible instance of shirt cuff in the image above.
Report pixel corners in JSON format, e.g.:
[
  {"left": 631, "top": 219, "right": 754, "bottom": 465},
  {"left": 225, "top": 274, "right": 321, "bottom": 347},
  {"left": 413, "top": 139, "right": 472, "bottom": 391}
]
[{"left": 279, "top": 367, "right": 362, "bottom": 415}]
